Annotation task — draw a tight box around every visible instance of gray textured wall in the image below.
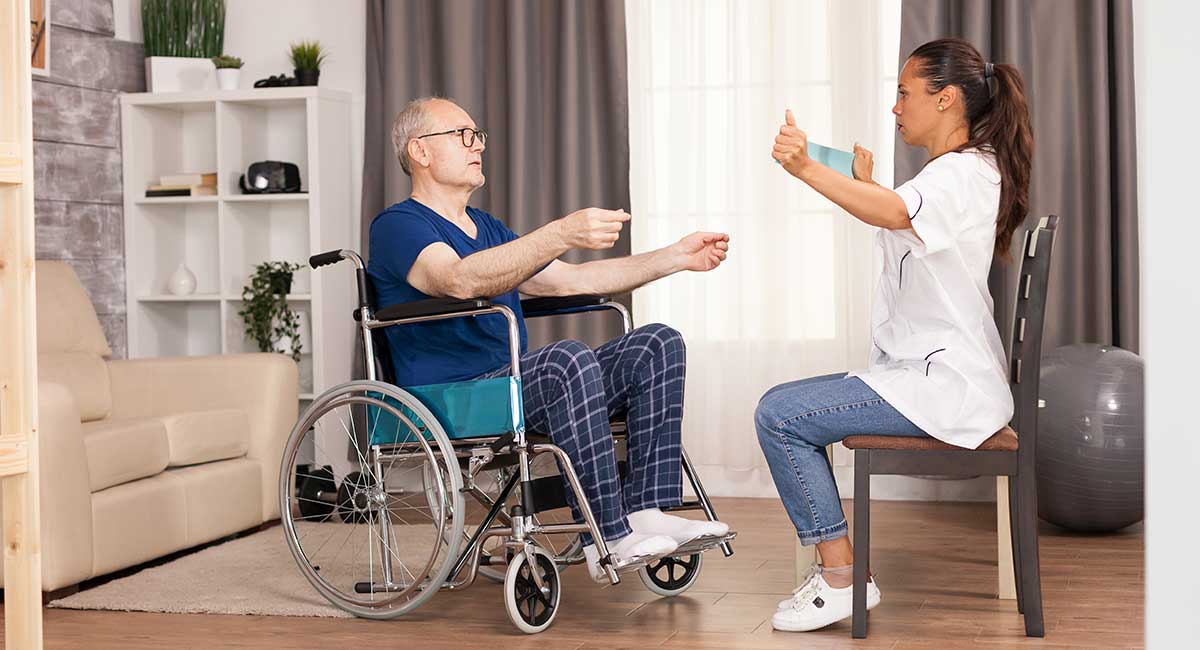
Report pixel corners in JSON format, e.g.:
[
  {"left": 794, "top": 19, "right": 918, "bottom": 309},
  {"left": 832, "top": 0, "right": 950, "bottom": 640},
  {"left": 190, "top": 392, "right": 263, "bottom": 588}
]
[{"left": 34, "top": 0, "right": 144, "bottom": 359}]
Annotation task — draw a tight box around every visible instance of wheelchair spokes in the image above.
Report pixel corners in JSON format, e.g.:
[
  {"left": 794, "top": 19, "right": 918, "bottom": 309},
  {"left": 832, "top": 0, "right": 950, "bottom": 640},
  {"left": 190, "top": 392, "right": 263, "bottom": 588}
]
[{"left": 280, "top": 383, "right": 465, "bottom": 619}]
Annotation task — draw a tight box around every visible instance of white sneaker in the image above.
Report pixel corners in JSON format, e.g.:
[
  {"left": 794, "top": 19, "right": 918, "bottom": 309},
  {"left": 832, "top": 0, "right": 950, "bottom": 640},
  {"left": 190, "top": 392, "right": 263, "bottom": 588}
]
[
  {"left": 772, "top": 571, "right": 881, "bottom": 632},
  {"left": 627, "top": 508, "right": 731, "bottom": 545},
  {"left": 776, "top": 567, "right": 880, "bottom": 609},
  {"left": 581, "top": 532, "right": 679, "bottom": 583}
]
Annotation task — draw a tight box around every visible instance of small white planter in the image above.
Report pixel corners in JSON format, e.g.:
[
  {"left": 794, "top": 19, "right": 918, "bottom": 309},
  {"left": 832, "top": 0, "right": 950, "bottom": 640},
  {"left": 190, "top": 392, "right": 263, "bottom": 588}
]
[
  {"left": 145, "top": 56, "right": 217, "bottom": 92},
  {"left": 216, "top": 67, "right": 241, "bottom": 90}
]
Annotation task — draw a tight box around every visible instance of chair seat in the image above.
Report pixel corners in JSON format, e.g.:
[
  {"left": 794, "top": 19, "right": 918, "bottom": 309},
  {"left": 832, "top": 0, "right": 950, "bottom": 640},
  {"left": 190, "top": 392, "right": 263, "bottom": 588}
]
[{"left": 842, "top": 426, "right": 1018, "bottom": 452}]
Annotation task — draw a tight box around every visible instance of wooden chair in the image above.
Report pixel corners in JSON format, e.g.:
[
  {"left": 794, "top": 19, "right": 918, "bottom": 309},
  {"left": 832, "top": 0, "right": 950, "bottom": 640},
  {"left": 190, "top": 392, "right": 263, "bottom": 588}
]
[{"left": 843, "top": 215, "right": 1059, "bottom": 639}]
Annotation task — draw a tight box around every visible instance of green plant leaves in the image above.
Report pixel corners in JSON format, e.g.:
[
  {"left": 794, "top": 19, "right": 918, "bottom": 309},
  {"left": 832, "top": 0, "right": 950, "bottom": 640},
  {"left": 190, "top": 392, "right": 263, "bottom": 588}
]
[
  {"left": 143, "top": 0, "right": 226, "bottom": 58},
  {"left": 289, "top": 40, "right": 328, "bottom": 71},
  {"left": 238, "top": 261, "right": 303, "bottom": 363},
  {"left": 211, "top": 54, "right": 242, "bottom": 69}
]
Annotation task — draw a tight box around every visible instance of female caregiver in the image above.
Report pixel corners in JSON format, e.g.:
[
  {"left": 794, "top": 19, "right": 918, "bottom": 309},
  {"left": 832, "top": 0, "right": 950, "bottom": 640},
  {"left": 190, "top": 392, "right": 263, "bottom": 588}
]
[{"left": 759, "top": 38, "right": 1034, "bottom": 633}]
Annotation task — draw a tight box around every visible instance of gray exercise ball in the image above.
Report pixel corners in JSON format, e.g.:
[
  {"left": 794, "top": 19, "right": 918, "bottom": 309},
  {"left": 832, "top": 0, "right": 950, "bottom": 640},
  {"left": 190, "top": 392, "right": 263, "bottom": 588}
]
[{"left": 1036, "top": 344, "right": 1144, "bottom": 532}]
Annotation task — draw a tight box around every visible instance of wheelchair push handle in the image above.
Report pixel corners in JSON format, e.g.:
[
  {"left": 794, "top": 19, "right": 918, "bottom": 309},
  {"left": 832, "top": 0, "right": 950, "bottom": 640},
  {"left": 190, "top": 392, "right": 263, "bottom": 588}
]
[
  {"left": 309, "top": 249, "right": 346, "bottom": 269},
  {"left": 309, "top": 249, "right": 371, "bottom": 311}
]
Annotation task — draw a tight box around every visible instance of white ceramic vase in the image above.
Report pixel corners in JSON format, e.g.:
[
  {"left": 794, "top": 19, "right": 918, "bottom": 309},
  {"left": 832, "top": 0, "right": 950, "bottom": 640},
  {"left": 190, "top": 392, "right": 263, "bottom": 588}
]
[
  {"left": 167, "top": 263, "right": 197, "bottom": 296},
  {"left": 216, "top": 67, "right": 240, "bottom": 90}
]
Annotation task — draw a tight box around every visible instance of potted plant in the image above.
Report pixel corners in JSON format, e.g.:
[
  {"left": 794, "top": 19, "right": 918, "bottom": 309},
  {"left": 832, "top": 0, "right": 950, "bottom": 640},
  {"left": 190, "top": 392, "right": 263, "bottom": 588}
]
[
  {"left": 211, "top": 54, "right": 243, "bottom": 90},
  {"left": 238, "top": 261, "right": 302, "bottom": 362},
  {"left": 142, "top": 0, "right": 226, "bottom": 92},
  {"left": 289, "top": 40, "right": 327, "bottom": 86}
]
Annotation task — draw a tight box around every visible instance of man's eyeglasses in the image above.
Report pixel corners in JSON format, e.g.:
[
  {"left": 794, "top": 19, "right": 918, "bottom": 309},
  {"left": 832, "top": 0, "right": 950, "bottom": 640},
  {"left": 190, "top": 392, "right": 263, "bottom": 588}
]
[{"left": 416, "top": 127, "right": 488, "bottom": 148}]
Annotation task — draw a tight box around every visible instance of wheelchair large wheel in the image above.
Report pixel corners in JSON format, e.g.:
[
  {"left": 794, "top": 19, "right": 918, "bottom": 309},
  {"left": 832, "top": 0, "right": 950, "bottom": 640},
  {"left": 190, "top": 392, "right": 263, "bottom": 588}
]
[
  {"left": 280, "top": 381, "right": 465, "bottom": 619},
  {"left": 638, "top": 553, "right": 703, "bottom": 597},
  {"left": 504, "top": 546, "right": 561, "bottom": 634}
]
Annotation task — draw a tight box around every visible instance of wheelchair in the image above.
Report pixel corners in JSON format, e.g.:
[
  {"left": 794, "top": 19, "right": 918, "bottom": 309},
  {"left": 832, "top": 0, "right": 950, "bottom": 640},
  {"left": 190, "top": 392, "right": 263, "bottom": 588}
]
[{"left": 279, "top": 249, "right": 736, "bottom": 633}]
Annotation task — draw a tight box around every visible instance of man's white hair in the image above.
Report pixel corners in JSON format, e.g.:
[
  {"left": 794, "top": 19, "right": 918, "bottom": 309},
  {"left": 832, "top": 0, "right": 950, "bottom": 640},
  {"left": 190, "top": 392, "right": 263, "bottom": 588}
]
[{"left": 390, "top": 96, "right": 444, "bottom": 176}]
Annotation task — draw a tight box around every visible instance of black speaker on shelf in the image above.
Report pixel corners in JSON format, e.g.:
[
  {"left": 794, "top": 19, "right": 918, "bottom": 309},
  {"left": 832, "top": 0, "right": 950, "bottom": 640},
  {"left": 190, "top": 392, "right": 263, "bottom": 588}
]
[{"left": 238, "top": 161, "right": 302, "bottom": 194}]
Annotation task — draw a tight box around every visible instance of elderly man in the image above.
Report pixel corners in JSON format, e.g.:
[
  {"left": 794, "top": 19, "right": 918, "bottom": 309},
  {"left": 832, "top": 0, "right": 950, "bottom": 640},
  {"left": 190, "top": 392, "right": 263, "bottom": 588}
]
[{"left": 367, "top": 97, "right": 730, "bottom": 578}]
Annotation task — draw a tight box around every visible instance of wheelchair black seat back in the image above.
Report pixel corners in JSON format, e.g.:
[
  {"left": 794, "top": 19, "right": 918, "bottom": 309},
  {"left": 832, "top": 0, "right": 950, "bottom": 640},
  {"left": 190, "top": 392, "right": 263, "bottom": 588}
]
[
  {"left": 364, "top": 274, "right": 399, "bottom": 385},
  {"left": 278, "top": 248, "right": 735, "bottom": 633}
]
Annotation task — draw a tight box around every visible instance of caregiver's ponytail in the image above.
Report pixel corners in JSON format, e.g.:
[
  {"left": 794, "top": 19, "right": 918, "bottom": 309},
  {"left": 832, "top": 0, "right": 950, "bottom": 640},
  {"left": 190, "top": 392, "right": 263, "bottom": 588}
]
[{"left": 909, "top": 38, "right": 1033, "bottom": 261}]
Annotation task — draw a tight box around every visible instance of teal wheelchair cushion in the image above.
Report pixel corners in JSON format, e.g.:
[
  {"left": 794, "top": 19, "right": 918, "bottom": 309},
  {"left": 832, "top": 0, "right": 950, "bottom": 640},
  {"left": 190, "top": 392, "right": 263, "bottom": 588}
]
[{"left": 367, "top": 376, "right": 524, "bottom": 445}]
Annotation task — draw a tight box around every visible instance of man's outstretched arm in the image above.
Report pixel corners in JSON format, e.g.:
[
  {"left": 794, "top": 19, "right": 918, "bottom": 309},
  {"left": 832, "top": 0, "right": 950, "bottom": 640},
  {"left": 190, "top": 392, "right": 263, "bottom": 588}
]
[
  {"left": 407, "top": 208, "right": 630, "bottom": 299},
  {"left": 519, "top": 231, "right": 730, "bottom": 297}
]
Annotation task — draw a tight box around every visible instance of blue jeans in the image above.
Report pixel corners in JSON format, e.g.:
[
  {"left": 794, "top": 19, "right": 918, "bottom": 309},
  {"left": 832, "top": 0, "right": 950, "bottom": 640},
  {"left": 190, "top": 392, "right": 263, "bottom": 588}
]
[{"left": 755, "top": 373, "right": 928, "bottom": 545}]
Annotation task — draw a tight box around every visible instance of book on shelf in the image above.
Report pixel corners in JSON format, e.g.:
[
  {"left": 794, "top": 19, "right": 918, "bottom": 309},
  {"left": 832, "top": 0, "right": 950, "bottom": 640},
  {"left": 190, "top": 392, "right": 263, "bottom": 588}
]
[
  {"left": 160, "top": 172, "right": 217, "bottom": 187},
  {"left": 145, "top": 184, "right": 217, "bottom": 197}
]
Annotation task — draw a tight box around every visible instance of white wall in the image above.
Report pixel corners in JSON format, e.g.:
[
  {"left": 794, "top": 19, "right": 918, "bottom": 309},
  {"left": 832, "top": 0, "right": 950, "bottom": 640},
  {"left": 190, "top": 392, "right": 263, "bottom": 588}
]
[
  {"left": 113, "top": 0, "right": 141, "bottom": 42},
  {"left": 114, "top": 0, "right": 367, "bottom": 246},
  {"left": 1134, "top": 1, "right": 1200, "bottom": 647}
]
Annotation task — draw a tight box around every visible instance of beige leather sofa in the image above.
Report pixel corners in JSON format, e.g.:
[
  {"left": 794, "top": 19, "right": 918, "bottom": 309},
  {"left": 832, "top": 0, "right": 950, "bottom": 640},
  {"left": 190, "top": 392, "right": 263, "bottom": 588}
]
[{"left": 0, "top": 261, "right": 297, "bottom": 592}]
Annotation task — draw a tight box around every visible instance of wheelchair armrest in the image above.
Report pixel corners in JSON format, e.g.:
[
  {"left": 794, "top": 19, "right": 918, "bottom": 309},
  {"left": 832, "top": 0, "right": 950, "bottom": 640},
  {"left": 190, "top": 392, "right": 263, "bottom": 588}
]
[
  {"left": 520, "top": 295, "right": 611, "bottom": 318},
  {"left": 371, "top": 297, "right": 493, "bottom": 322}
]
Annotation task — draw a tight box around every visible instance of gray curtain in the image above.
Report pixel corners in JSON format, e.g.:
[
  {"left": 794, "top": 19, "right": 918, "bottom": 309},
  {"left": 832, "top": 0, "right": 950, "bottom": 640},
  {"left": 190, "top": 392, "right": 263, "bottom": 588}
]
[
  {"left": 362, "top": 0, "right": 631, "bottom": 350},
  {"left": 897, "top": 0, "right": 1139, "bottom": 352}
]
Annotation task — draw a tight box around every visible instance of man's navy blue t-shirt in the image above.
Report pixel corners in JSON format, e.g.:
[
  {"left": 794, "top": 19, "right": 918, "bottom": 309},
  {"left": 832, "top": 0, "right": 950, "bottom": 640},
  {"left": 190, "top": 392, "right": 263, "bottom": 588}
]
[{"left": 367, "top": 199, "right": 528, "bottom": 386}]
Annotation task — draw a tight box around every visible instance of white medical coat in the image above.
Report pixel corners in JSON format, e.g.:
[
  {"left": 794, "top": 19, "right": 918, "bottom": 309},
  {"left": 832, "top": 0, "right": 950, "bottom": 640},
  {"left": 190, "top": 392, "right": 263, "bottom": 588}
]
[{"left": 849, "top": 148, "right": 1014, "bottom": 449}]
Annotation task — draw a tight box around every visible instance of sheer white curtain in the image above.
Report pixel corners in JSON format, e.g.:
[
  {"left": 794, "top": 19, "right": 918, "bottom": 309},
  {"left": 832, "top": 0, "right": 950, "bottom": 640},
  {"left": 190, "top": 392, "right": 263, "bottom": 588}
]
[{"left": 626, "top": 0, "right": 902, "bottom": 497}]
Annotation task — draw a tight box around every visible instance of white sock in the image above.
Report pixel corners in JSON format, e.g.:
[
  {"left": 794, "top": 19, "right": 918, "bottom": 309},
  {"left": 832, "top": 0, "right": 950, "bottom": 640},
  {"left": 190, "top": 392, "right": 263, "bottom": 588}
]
[
  {"left": 626, "top": 508, "right": 730, "bottom": 544},
  {"left": 582, "top": 532, "right": 678, "bottom": 582}
]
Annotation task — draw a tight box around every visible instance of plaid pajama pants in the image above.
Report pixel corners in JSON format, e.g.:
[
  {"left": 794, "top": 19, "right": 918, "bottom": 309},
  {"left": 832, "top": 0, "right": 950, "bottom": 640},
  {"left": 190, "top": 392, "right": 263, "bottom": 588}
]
[{"left": 477, "top": 323, "right": 686, "bottom": 543}]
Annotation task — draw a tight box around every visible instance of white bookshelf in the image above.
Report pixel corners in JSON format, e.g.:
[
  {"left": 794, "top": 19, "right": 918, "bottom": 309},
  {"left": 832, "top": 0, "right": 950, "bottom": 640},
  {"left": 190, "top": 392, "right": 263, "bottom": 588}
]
[{"left": 120, "top": 87, "right": 357, "bottom": 403}]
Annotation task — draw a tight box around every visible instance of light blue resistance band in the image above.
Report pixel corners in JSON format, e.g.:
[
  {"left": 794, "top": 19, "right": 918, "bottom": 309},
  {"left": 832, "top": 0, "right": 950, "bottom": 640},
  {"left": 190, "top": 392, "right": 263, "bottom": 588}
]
[
  {"left": 773, "top": 142, "right": 856, "bottom": 179},
  {"left": 806, "top": 142, "right": 855, "bottom": 178}
]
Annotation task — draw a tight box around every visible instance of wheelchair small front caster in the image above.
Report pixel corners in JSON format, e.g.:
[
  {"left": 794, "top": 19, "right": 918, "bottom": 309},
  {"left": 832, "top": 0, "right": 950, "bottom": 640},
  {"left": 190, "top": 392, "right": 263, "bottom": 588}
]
[
  {"left": 638, "top": 553, "right": 702, "bottom": 597},
  {"left": 504, "top": 547, "right": 560, "bottom": 633}
]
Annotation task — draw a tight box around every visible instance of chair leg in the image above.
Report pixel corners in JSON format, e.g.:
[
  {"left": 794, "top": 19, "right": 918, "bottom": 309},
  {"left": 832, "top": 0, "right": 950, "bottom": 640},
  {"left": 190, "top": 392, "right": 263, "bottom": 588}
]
[
  {"left": 852, "top": 449, "right": 870, "bottom": 639},
  {"left": 1016, "top": 469, "right": 1045, "bottom": 637},
  {"left": 1008, "top": 474, "right": 1024, "bottom": 613}
]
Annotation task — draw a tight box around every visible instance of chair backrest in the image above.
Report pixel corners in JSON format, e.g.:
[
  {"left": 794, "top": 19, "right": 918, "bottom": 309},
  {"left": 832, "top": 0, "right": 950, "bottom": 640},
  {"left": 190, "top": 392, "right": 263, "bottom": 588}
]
[
  {"left": 362, "top": 274, "right": 398, "bottom": 385},
  {"left": 1007, "top": 215, "right": 1059, "bottom": 463}
]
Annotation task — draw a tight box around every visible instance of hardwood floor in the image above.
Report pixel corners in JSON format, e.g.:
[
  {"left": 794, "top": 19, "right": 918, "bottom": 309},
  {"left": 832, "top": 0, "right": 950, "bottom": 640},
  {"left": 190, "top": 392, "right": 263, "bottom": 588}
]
[{"left": 1, "top": 497, "right": 1144, "bottom": 649}]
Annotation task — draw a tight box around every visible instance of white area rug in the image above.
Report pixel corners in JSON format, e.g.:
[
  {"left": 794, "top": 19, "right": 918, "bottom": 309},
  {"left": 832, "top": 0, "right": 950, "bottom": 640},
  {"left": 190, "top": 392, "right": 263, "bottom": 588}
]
[{"left": 48, "top": 524, "right": 424, "bottom": 618}]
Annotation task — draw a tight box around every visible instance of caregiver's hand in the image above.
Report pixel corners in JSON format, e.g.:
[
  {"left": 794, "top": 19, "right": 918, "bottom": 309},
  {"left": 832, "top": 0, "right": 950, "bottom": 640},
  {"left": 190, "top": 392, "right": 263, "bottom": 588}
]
[
  {"left": 852, "top": 143, "right": 875, "bottom": 183},
  {"left": 772, "top": 109, "right": 811, "bottom": 179}
]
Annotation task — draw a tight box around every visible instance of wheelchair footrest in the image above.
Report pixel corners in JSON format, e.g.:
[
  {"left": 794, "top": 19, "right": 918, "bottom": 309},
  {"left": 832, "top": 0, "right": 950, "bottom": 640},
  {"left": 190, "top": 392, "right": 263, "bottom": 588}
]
[
  {"left": 608, "top": 530, "right": 738, "bottom": 575},
  {"left": 661, "top": 501, "right": 705, "bottom": 513},
  {"left": 670, "top": 530, "right": 738, "bottom": 557}
]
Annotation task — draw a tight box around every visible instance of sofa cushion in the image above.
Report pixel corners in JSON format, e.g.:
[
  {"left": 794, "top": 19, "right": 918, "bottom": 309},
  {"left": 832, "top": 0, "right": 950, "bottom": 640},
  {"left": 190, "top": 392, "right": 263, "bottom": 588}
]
[
  {"left": 82, "top": 417, "right": 170, "bottom": 492},
  {"left": 161, "top": 409, "right": 250, "bottom": 467},
  {"left": 40, "top": 351, "right": 112, "bottom": 422},
  {"left": 36, "top": 260, "right": 115, "bottom": 423},
  {"left": 35, "top": 261, "right": 113, "bottom": 357},
  {"left": 90, "top": 472, "right": 188, "bottom": 578},
  {"left": 164, "top": 459, "right": 262, "bottom": 546}
]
